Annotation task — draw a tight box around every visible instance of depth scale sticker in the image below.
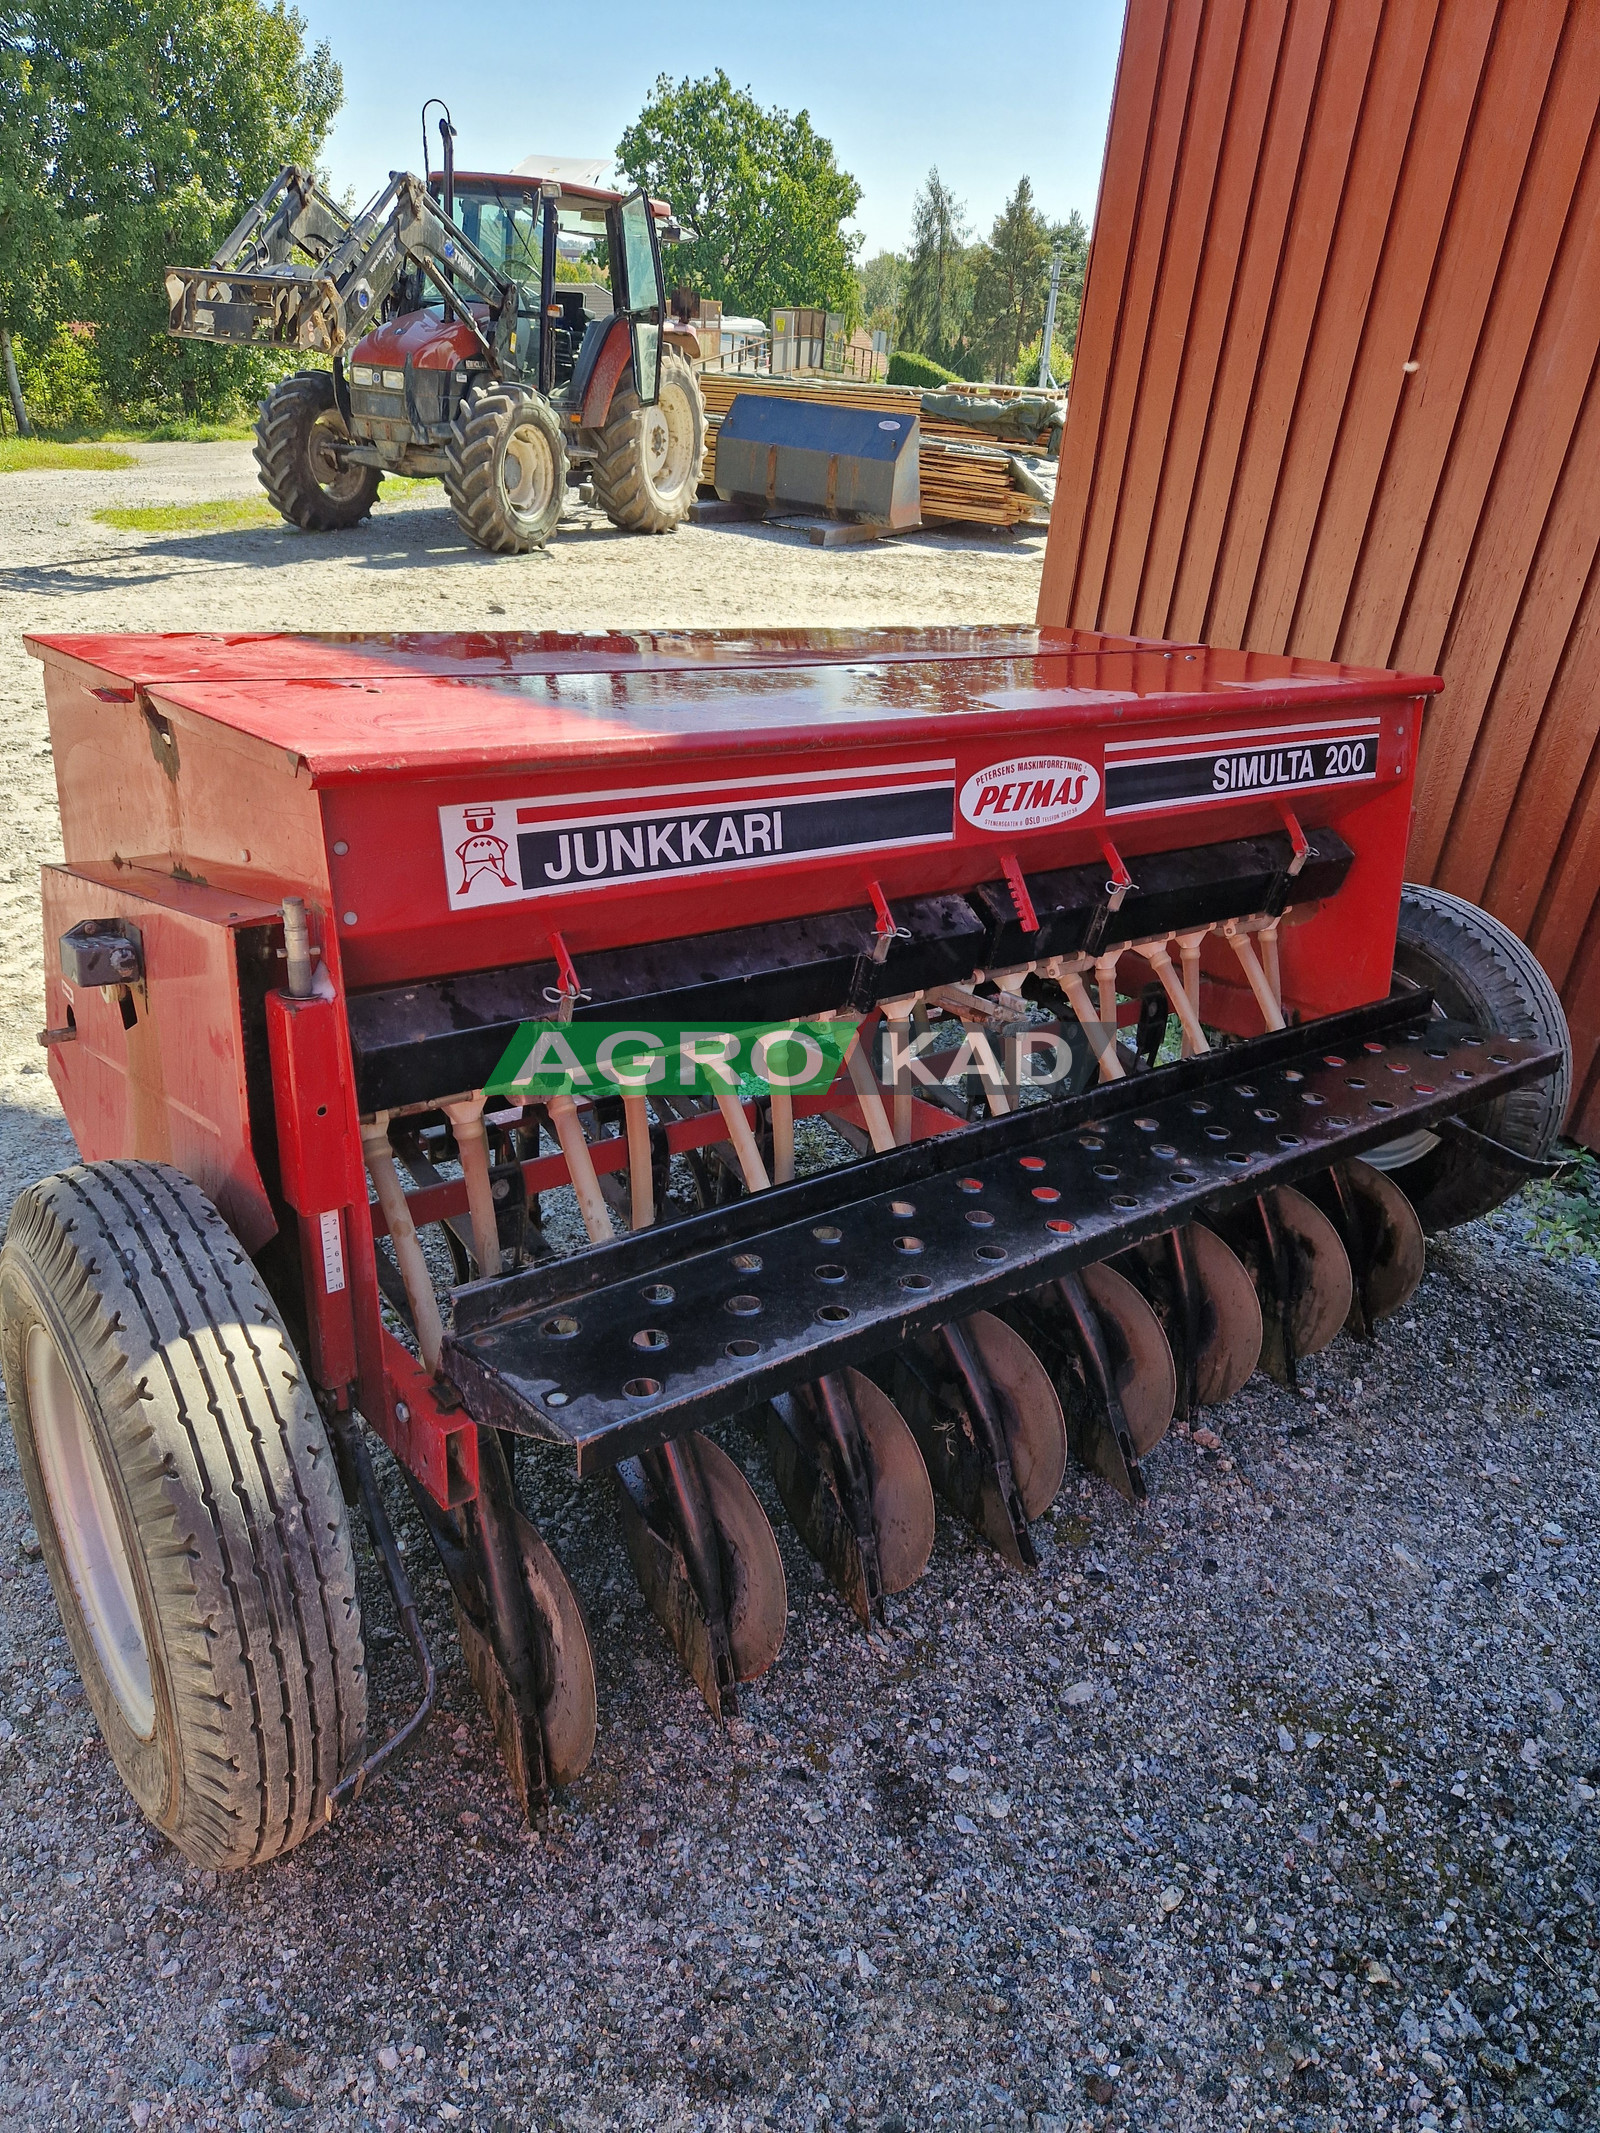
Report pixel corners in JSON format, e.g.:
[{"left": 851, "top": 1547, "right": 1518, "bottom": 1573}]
[
  {"left": 1104, "top": 720, "right": 1382, "bottom": 815},
  {"left": 440, "top": 764, "right": 955, "bottom": 909}
]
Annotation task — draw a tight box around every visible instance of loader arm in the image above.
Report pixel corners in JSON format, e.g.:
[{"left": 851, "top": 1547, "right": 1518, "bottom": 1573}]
[
  {"left": 166, "top": 168, "right": 520, "bottom": 365},
  {"left": 209, "top": 164, "right": 354, "bottom": 271}
]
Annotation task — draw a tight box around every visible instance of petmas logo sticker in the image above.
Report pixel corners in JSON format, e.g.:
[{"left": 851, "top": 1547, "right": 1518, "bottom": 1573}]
[{"left": 959, "top": 754, "right": 1101, "bottom": 833}]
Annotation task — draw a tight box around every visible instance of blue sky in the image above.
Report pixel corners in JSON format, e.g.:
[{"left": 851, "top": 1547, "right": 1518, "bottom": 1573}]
[{"left": 295, "top": 0, "right": 1126, "bottom": 258}]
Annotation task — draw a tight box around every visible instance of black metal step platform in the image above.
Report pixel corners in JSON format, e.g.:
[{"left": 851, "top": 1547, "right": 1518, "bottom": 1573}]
[{"left": 440, "top": 995, "right": 1558, "bottom": 1473}]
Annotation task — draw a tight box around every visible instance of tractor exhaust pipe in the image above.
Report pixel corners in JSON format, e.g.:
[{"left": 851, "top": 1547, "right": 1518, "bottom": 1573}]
[{"left": 422, "top": 97, "right": 456, "bottom": 220}]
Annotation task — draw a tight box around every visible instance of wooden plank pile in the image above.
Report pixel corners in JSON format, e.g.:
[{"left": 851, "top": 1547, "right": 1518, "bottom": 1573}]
[{"left": 696, "top": 374, "right": 1048, "bottom": 530}]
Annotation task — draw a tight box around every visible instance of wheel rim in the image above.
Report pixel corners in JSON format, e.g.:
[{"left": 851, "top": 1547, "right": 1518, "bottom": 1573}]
[
  {"left": 25, "top": 1323, "right": 155, "bottom": 1739},
  {"left": 307, "top": 408, "right": 369, "bottom": 507},
  {"left": 503, "top": 422, "right": 556, "bottom": 518},
  {"left": 643, "top": 380, "right": 696, "bottom": 500}
]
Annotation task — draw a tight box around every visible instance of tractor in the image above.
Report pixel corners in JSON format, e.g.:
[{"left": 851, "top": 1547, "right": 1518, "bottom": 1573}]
[{"left": 165, "top": 113, "right": 707, "bottom": 553}]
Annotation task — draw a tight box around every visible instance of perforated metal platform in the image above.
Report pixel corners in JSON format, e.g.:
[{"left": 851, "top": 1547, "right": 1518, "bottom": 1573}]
[{"left": 442, "top": 996, "right": 1558, "bottom": 1472}]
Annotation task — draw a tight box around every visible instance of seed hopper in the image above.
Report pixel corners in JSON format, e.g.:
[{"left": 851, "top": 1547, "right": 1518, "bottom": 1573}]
[{"left": 4, "top": 622, "right": 1569, "bottom": 1866}]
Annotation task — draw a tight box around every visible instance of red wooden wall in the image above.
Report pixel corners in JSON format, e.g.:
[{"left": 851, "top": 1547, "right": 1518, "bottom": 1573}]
[{"left": 1039, "top": 0, "right": 1600, "bottom": 1145}]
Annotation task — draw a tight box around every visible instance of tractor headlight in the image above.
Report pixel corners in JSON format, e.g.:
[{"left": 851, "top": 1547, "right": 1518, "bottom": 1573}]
[{"left": 383, "top": 368, "right": 405, "bottom": 391}]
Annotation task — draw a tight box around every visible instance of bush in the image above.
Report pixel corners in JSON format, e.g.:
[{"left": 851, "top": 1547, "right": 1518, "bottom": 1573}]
[
  {"left": 12, "top": 325, "right": 108, "bottom": 431},
  {"left": 1013, "top": 336, "right": 1072, "bottom": 389},
  {"left": 887, "top": 349, "right": 961, "bottom": 389}
]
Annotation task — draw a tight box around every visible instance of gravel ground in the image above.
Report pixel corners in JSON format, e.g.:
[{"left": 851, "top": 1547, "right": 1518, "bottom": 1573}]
[{"left": 0, "top": 446, "right": 1595, "bottom": 2133}]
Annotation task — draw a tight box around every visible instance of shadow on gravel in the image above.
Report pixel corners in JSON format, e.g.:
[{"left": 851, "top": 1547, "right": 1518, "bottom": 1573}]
[
  {"left": 0, "top": 504, "right": 556, "bottom": 597},
  {"left": 1, "top": 497, "right": 1039, "bottom": 599},
  {"left": 0, "top": 1092, "right": 78, "bottom": 1233}
]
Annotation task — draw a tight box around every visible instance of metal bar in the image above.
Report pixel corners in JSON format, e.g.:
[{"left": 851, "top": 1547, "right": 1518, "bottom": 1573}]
[
  {"left": 622, "top": 1092, "right": 656, "bottom": 1226},
  {"left": 442, "top": 1097, "right": 501, "bottom": 1276},
  {"left": 362, "top": 1121, "right": 445, "bottom": 1370},
  {"left": 544, "top": 1093, "right": 613, "bottom": 1243},
  {"left": 714, "top": 1089, "right": 772, "bottom": 1192},
  {"left": 1226, "top": 925, "right": 1286, "bottom": 1030},
  {"left": 844, "top": 1026, "right": 897, "bottom": 1152}
]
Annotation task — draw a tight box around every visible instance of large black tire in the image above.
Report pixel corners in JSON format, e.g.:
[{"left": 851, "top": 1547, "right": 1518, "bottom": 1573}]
[
  {"left": 0, "top": 1161, "right": 366, "bottom": 1870},
  {"left": 444, "top": 387, "right": 567, "bottom": 553},
  {"left": 1371, "top": 884, "right": 1571, "bottom": 1231},
  {"left": 254, "top": 369, "right": 380, "bottom": 530},
  {"left": 591, "top": 348, "right": 705, "bottom": 533}
]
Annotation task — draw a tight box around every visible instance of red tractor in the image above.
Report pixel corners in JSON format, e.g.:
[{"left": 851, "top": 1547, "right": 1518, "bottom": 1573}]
[{"left": 166, "top": 117, "right": 706, "bottom": 553}]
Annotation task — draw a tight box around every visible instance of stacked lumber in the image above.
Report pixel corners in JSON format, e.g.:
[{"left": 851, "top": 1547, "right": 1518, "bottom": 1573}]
[{"left": 695, "top": 373, "right": 1045, "bottom": 528}]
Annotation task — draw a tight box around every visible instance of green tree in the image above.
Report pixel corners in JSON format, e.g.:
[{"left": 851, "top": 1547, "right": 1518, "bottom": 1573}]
[
  {"left": 898, "top": 169, "right": 972, "bottom": 373},
  {"left": 18, "top": 0, "right": 341, "bottom": 419},
  {"left": 859, "top": 248, "right": 903, "bottom": 339},
  {"left": 616, "top": 71, "right": 861, "bottom": 321},
  {"left": 968, "top": 177, "right": 1050, "bottom": 383},
  {"left": 0, "top": 26, "right": 69, "bottom": 430}
]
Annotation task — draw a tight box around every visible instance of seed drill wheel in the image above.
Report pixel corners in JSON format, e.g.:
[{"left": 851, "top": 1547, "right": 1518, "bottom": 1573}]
[
  {"left": 1000, "top": 1265, "right": 1177, "bottom": 1503},
  {"left": 444, "top": 387, "right": 568, "bottom": 553},
  {"left": 1112, "top": 1224, "right": 1262, "bottom": 1412},
  {"left": 1202, "top": 1186, "right": 1354, "bottom": 1387},
  {"left": 1369, "top": 884, "right": 1572, "bottom": 1230},
  {"left": 876, "top": 1312, "right": 1067, "bottom": 1568},
  {"left": 451, "top": 1497, "right": 597, "bottom": 1793},
  {"left": 766, "top": 1368, "right": 936, "bottom": 1626},
  {"left": 617, "top": 1432, "right": 787, "bottom": 1719},
  {"left": 1299, "top": 1158, "right": 1427, "bottom": 1333},
  {"left": 254, "top": 369, "right": 381, "bottom": 530},
  {"left": 0, "top": 1162, "right": 367, "bottom": 1871},
  {"left": 590, "top": 348, "right": 706, "bottom": 534}
]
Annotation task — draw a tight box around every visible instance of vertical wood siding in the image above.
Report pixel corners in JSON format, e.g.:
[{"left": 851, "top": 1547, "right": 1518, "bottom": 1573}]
[{"left": 1040, "top": 0, "right": 1600, "bottom": 1145}]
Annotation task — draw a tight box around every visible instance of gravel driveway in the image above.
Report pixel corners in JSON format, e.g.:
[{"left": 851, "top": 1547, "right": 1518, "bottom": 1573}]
[{"left": 0, "top": 446, "right": 1594, "bottom": 2133}]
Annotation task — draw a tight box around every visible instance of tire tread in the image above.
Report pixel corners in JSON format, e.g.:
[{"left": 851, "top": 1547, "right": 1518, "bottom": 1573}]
[
  {"left": 0, "top": 1161, "right": 365, "bottom": 1868},
  {"left": 1390, "top": 883, "right": 1571, "bottom": 1230}
]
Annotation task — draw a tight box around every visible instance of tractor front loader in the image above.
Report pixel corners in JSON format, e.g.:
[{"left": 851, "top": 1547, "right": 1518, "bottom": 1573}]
[
  {"left": 165, "top": 119, "right": 705, "bottom": 553},
  {"left": 2, "top": 624, "right": 1570, "bottom": 1869}
]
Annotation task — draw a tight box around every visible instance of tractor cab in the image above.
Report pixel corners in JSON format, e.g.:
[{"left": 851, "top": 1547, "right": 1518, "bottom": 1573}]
[
  {"left": 426, "top": 157, "right": 685, "bottom": 397},
  {"left": 443, "top": 175, "right": 620, "bottom": 388}
]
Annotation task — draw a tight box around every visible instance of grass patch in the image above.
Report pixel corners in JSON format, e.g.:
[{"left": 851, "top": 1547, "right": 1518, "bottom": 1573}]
[
  {"left": 95, "top": 473, "right": 434, "bottom": 536},
  {"left": 134, "top": 415, "right": 257, "bottom": 443},
  {"left": 1524, "top": 1145, "right": 1600, "bottom": 1263},
  {"left": 94, "top": 495, "right": 278, "bottom": 534},
  {"left": 28, "top": 415, "right": 258, "bottom": 445},
  {"left": 0, "top": 437, "right": 138, "bottom": 473}
]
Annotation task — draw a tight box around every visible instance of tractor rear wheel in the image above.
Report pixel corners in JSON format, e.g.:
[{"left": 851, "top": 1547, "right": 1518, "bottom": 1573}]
[
  {"left": 444, "top": 388, "right": 567, "bottom": 553},
  {"left": 591, "top": 348, "right": 705, "bottom": 533},
  {"left": 1369, "top": 884, "right": 1571, "bottom": 1230},
  {"left": 0, "top": 1160, "right": 367, "bottom": 1870},
  {"left": 255, "top": 370, "right": 380, "bottom": 530}
]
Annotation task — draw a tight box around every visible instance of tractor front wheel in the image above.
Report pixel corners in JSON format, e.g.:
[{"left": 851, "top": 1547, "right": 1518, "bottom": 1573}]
[
  {"left": 591, "top": 348, "right": 705, "bottom": 534},
  {"left": 255, "top": 369, "right": 380, "bottom": 530},
  {"left": 0, "top": 1161, "right": 368, "bottom": 1870},
  {"left": 444, "top": 388, "right": 568, "bottom": 553}
]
